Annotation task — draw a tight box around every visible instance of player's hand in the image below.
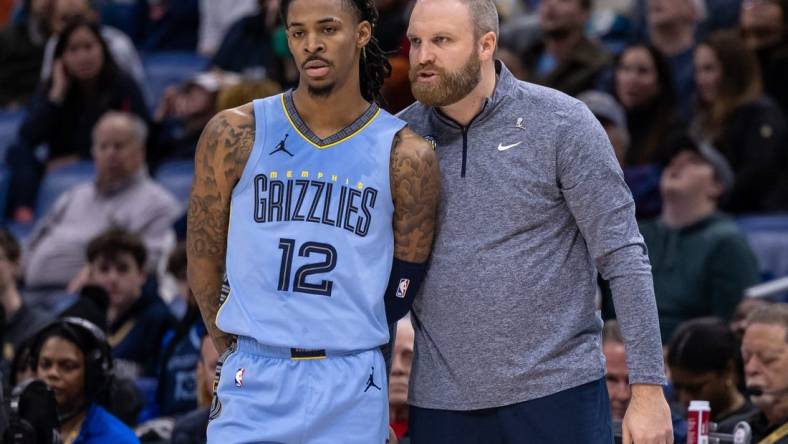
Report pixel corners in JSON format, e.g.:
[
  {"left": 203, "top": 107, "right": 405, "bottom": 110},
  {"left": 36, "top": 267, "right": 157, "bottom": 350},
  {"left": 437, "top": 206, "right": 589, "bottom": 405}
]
[{"left": 622, "top": 384, "right": 673, "bottom": 444}]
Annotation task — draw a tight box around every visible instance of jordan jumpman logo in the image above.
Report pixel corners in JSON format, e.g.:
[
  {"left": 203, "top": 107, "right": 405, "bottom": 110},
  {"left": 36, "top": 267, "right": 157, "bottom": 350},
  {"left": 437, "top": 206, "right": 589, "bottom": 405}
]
[
  {"left": 364, "top": 366, "right": 381, "bottom": 392},
  {"left": 270, "top": 134, "right": 293, "bottom": 156}
]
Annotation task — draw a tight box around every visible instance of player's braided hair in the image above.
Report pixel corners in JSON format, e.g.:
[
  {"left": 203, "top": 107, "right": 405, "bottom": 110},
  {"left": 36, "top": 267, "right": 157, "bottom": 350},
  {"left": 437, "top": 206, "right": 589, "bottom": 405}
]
[
  {"left": 281, "top": 0, "right": 391, "bottom": 104},
  {"left": 347, "top": 0, "right": 391, "bottom": 104}
]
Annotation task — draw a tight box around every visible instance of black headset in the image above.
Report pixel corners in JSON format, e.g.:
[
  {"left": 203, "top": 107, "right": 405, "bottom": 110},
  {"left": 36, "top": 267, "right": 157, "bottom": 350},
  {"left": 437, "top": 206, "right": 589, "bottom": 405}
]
[{"left": 28, "top": 317, "right": 114, "bottom": 403}]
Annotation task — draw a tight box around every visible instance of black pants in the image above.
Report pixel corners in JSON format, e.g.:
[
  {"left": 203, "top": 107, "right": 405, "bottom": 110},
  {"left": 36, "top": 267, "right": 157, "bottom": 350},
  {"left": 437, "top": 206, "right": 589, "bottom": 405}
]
[{"left": 409, "top": 378, "right": 614, "bottom": 444}]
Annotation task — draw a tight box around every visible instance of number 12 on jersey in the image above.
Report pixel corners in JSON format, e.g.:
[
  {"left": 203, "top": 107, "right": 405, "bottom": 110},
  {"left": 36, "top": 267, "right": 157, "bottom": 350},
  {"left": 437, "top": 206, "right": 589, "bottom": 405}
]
[{"left": 277, "top": 238, "right": 338, "bottom": 297}]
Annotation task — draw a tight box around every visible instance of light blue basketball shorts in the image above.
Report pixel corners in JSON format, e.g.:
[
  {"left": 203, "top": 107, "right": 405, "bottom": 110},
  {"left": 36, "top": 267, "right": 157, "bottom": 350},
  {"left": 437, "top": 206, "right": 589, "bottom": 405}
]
[{"left": 207, "top": 337, "right": 389, "bottom": 444}]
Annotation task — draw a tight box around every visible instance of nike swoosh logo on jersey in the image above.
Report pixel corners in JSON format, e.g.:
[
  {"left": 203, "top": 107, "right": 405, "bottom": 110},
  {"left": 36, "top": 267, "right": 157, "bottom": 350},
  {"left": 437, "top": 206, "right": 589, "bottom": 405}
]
[{"left": 497, "top": 141, "right": 522, "bottom": 151}]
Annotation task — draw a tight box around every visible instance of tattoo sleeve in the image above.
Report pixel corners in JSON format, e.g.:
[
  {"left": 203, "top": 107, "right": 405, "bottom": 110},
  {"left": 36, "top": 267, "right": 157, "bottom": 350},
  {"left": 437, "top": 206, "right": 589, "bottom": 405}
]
[
  {"left": 187, "top": 105, "right": 255, "bottom": 352},
  {"left": 390, "top": 128, "right": 441, "bottom": 263}
]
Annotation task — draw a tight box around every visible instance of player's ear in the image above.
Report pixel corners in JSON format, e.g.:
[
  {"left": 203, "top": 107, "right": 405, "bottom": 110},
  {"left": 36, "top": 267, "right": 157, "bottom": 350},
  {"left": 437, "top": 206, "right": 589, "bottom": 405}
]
[{"left": 357, "top": 19, "right": 372, "bottom": 49}]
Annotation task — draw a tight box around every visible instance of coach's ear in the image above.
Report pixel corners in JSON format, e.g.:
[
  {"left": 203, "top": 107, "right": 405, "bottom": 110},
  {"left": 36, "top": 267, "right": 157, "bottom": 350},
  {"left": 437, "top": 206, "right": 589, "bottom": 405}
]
[
  {"left": 357, "top": 19, "right": 372, "bottom": 49},
  {"left": 478, "top": 30, "right": 497, "bottom": 62}
]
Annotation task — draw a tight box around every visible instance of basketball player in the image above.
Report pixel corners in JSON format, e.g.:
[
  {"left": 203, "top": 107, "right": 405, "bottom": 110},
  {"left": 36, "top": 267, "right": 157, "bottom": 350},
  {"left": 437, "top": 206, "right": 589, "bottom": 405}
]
[
  {"left": 399, "top": 1, "right": 673, "bottom": 443},
  {"left": 186, "top": 0, "right": 439, "bottom": 442}
]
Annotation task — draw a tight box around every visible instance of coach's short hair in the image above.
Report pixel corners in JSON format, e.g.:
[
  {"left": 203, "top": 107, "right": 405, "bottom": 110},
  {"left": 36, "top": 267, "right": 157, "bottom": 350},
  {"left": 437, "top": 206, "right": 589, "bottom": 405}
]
[
  {"left": 457, "top": 0, "right": 499, "bottom": 39},
  {"left": 747, "top": 303, "right": 788, "bottom": 342}
]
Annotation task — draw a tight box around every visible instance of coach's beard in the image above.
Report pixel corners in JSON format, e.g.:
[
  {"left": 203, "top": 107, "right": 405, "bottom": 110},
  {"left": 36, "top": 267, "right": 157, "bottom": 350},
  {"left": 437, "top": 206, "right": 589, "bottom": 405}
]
[{"left": 410, "top": 52, "right": 481, "bottom": 107}]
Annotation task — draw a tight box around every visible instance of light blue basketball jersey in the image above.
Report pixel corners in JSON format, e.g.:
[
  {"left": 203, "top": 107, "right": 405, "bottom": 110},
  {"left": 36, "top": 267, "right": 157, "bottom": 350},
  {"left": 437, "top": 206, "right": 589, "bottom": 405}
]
[{"left": 216, "top": 91, "right": 406, "bottom": 351}]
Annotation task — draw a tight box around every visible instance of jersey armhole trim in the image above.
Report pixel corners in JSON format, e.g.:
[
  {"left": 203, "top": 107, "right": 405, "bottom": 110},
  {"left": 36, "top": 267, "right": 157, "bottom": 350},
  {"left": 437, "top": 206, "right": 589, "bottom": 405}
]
[
  {"left": 232, "top": 98, "right": 269, "bottom": 198},
  {"left": 386, "top": 121, "right": 407, "bottom": 214}
]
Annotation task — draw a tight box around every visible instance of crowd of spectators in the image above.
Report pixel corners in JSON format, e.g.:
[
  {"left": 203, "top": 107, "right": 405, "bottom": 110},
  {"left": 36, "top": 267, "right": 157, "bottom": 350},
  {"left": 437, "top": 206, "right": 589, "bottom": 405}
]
[{"left": 0, "top": 0, "right": 786, "bottom": 442}]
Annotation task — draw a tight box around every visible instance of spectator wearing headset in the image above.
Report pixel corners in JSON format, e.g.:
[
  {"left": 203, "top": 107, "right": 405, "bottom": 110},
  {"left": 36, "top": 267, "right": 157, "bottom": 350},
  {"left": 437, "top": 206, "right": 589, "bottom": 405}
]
[
  {"left": 29, "top": 317, "right": 139, "bottom": 443},
  {"left": 741, "top": 303, "right": 788, "bottom": 443}
]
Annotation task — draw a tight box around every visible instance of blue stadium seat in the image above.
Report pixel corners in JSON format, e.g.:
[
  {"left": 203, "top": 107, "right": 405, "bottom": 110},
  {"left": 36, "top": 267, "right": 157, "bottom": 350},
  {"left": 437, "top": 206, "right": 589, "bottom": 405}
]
[
  {"left": 5, "top": 222, "right": 33, "bottom": 244},
  {"left": 0, "top": 109, "right": 25, "bottom": 161},
  {"left": 98, "top": 0, "right": 143, "bottom": 43},
  {"left": 143, "top": 51, "right": 209, "bottom": 110},
  {"left": 154, "top": 160, "right": 194, "bottom": 203},
  {"left": 35, "top": 161, "right": 95, "bottom": 218},
  {"left": 0, "top": 165, "right": 9, "bottom": 225},
  {"left": 737, "top": 214, "right": 788, "bottom": 281}
]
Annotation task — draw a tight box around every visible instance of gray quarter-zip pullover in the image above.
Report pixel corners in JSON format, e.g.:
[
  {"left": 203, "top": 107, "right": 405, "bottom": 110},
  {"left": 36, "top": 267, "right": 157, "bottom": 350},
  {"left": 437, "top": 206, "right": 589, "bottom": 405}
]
[{"left": 398, "top": 62, "right": 666, "bottom": 410}]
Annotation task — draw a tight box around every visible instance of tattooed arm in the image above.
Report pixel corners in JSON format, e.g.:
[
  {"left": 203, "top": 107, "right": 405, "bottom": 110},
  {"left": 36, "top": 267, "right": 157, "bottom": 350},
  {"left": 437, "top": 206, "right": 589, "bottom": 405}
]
[
  {"left": 187, "top": 103, "right": 255, "bottom": 353},
  {"left": 391, "top": 127, "right": 440, "bottom": 262},
  {"left": 382, "top": 127, "right": 439, "bottom": 373}
]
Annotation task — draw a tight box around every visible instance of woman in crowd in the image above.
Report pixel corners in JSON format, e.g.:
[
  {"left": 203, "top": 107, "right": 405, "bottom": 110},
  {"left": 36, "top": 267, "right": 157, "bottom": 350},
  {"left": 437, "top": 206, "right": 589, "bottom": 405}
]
[
  {"left": 30, "top": 318, "right": 139, "bottom": 444},
  {"left": 692, "top": 30, "right": 788, "bottom": 213},
  {"left": 7, "top": 19, "right": 149, "bottom": 222},
  {"left": 614, "top": 43, "right": 684, "bottom": 166},
  {"left": 613, "top": 43, "right": 685, "bottom": 218},
  {"left": 667, "top": 317, "right": 759, "bottom": 433}
]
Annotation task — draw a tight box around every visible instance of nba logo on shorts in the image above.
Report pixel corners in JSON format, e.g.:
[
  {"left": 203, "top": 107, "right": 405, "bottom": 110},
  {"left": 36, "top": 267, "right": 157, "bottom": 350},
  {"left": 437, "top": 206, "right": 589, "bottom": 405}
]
[
  {"left": 396, "top": 279, "right": 410, "bottom": 299},
  {"left": 235, "top": 368, "right": 245, "bottom": 387}
]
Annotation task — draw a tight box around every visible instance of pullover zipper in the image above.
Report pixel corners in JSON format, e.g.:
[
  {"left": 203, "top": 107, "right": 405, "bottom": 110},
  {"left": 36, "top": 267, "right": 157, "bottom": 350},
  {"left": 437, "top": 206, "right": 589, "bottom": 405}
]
[
  {"left": 460, "top": 127, "right": 469, "bottom": 177},
  {"left": 437, "top": 101, "right": 487, "bottom": 178}
]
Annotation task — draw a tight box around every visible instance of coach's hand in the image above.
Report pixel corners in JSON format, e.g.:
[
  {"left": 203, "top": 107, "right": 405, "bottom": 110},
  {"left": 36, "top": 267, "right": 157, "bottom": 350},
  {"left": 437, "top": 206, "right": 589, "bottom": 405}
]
[{"left": 622, "top": 384, "right": 673, "bottom": 444}]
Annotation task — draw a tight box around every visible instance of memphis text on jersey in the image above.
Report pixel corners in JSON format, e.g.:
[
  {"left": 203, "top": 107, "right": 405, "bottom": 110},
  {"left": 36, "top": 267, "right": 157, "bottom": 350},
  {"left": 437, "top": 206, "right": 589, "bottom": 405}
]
[{"left": 253, "top": 170, "right": 379, "bottom": 237}]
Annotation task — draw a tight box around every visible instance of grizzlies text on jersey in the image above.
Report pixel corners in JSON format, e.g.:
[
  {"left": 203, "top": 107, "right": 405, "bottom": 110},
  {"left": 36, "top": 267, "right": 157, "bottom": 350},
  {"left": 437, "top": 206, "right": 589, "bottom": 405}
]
[{"left": 216, "top": 91, "right": 406, "bottom": 351}]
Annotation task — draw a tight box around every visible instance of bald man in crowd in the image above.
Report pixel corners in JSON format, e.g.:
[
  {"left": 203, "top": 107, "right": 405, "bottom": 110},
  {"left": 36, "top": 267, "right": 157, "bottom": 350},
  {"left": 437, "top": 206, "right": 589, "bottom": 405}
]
[{"left": 24, "top": 111, "right": 181, "bottom": 289}]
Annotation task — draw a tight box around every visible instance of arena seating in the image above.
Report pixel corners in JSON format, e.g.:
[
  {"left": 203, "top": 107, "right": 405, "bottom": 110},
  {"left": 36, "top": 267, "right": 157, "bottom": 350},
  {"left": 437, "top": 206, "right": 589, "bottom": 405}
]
[
  {"left": 0, "top": 109, "right": 24, "bottom": 160},
  {"left": 0, "top": 164, "right": 9, "bottom": 225},
  {"left": 143, "top": 51, "right": 209, "bottom": 110},
  {"left": 153, "top": 159, "right": 194, "bottom": 205},
  {"left": 737, "top": 214, "right": 788, "bottom": 284},
  {"left": 34, "top": 161, "right": 95, "bottom": 218}
]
